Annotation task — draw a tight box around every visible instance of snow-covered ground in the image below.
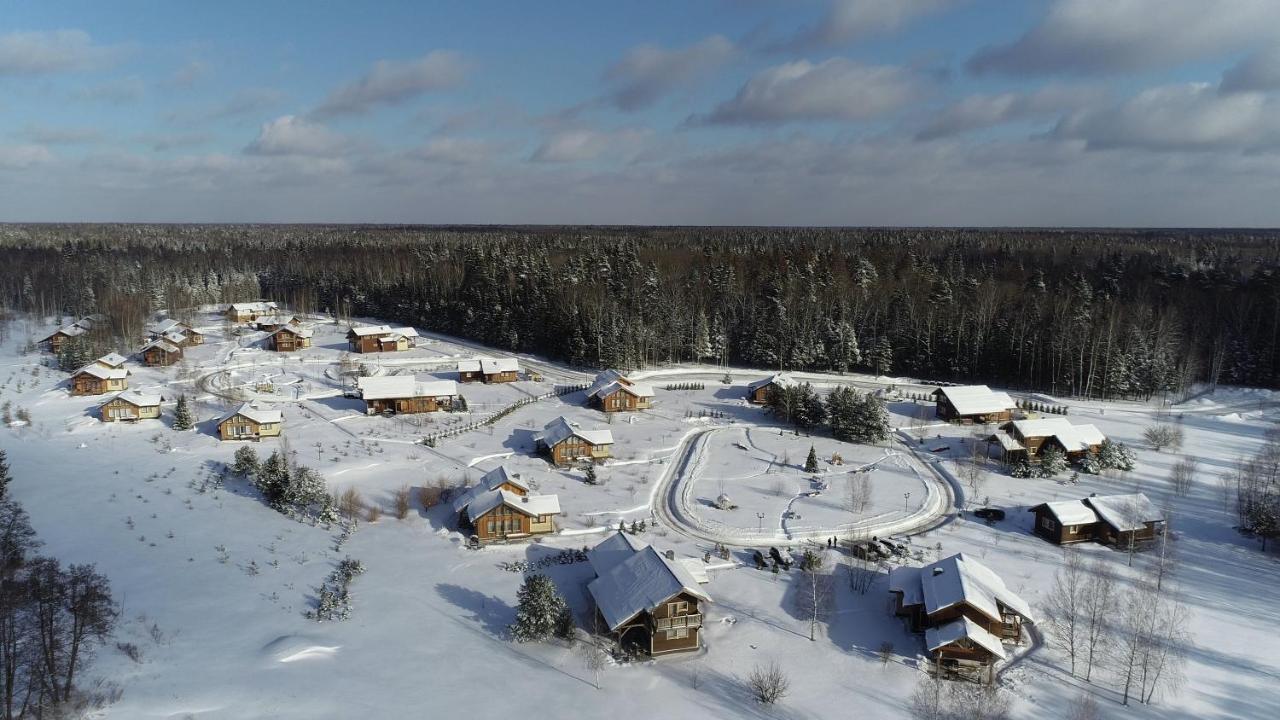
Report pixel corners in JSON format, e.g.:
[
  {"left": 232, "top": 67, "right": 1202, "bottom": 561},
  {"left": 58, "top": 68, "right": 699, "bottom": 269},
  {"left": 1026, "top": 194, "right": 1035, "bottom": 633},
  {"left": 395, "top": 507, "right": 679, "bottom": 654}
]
[{"left": 1, "top": 308, "right": 1278, "bottom": 719}]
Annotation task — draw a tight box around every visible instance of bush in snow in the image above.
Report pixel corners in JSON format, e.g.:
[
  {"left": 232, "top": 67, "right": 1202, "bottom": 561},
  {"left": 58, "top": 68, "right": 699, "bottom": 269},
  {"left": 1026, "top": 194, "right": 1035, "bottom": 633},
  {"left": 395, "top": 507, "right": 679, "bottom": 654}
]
[
  {"left": 308, "top": 557, "right": 366, "bottom": 622},
  {"left": 747, "top": 661, "right": 790, "bottom": 705},
  {"left": 1143, "top": 424, "right": 1184, "bottom": 452},
  {"left": 509, "top": 574, "right": 568, "bottom": 643},
  {"left": 1010, "top": 458, "right": 1044, "bottom": 479},
  {"left": 1077, "top": 453, "right": 1102, "bottom": 475},
  {"left": 1039, "top": 446, "right": 1068, "bottom": 476},
  {"left": 584, "top": 464, "right": 598, "bottom": 485}
]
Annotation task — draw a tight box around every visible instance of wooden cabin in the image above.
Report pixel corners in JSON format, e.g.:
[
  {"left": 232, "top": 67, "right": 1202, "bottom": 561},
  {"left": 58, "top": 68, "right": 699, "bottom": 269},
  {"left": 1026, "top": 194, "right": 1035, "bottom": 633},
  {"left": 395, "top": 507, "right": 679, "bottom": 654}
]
[
  {"left": 746, "top": 373, "right": 794, "bottom": 404},
  {"left": 70, "top": 365, "right": 129, "bottom": 396},
  {"left": 184, "top": 329, "right": 204, "bottom": 346},
  {"left": 889, "top": 553, "right": 1034, "bottom": 680},
  {"left": 356, "top": 376, "right": 458, "bottom": 415},
  {"left": 252, "top": 315, "right": 301, "bottom": 333},
  {"left": 991, "top": 418, "right": 1105, "bottom": 463},
  {"left": 587, "top": 370, "right": 654, "bottom": 412},
  {"left": 41, "top": 324, "right": 89, "bottom": 354},
  {"left": 95, "top": 353, "right": 128, "bottom": 370},
  {"left": 587, "top": 533, "right": 712, "bottom": 656},
  {"left": 1028, "top": 493, "right": 1164, "bottom": 547},
  {"left": 346, "top": 325, "right": 417, "bottom": 353},
  {"left": 269, "top": 326, "right": 313, "bottom": 352},
  {"left": 457, "top": 357, "right": 520, "bottom": 384},
  {"left": 926, "top": 617, "right": 1007, "bottom": 683},
  {"left": 99, "top": 391, "right": 162, "bottom": 422},
  {"left": 141, "top": 339, "right": 184, "bottom": 367},
  {"left": 225, "top": 302, "right": 278, "bottom": 323},
  {"left": 535, "top": 416, "right": 613, "bottom": 465},
  {"left": 933, "top": 386, "right": 1016, "bottom": 424},
  {"left": 216, "top": 403, "right": 283, "bottom": 441}
]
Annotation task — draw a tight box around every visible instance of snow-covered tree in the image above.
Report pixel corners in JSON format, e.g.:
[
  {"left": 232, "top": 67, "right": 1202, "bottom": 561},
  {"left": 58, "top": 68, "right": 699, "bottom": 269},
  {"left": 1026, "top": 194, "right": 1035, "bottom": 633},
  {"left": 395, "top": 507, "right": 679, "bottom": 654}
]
[
  {"left": 0, "top": 449, "right": 10, "bottom": 502},
  {"left": 1098, "top": 440, "right": 1137, "bottom": 471},
  {"left": 804, "top": 446, "right": 819, "bottom": 474},
  {"left": 509, "top": 574, "right": 568, "bottom": 643},
  {"left": 231, "top": 446, "right": 259, "bottom": 476},
  {"left": 172, "top": 394, "right": 194, "bottom": 431},
  {"left": 1040, "top": 446, "right": 1069, "bottom": 476},
  {"left": 847, "top": 392, "right": 890, "bottom": 444}
]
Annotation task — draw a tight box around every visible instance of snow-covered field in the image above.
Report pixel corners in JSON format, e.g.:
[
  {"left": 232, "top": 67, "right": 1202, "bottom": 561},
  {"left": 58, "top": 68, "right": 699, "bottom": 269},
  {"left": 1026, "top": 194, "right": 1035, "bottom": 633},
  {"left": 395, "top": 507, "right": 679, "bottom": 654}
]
[{"left": 1, "top": 309, "right": 1278, "bottom": 719}]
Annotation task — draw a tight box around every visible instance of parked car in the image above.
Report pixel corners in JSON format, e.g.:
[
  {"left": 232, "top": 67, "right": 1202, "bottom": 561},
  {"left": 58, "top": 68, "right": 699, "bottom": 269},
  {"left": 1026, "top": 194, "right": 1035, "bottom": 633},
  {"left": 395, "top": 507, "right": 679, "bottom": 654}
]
[{"left": 973, "top": 507, "right": 1006, "bottom": 522}]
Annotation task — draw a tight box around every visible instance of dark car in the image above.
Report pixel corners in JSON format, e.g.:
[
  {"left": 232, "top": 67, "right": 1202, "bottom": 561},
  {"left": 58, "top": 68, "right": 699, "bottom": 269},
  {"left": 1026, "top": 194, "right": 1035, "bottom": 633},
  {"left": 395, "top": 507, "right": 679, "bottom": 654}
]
[{"left": 973, "top": 507, "right": 1006, "bottom": 522}]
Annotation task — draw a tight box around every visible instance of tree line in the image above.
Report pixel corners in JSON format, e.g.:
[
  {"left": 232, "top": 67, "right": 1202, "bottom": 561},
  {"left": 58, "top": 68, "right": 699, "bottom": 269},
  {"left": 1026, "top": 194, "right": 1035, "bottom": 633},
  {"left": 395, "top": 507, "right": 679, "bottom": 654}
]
[{"left": 3, "top": 224, "right": 1280, "bottom": 398}]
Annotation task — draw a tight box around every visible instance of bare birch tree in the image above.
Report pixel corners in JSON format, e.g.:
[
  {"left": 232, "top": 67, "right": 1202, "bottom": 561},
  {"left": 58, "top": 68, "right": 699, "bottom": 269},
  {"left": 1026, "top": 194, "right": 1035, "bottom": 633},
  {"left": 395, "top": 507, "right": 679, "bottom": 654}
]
[
  {"left": 1044, "top": 550, "right": 1087, "bottom": 676},
  {"left": 1081, "top": 559, "right": 1116, "bottom": 682}
]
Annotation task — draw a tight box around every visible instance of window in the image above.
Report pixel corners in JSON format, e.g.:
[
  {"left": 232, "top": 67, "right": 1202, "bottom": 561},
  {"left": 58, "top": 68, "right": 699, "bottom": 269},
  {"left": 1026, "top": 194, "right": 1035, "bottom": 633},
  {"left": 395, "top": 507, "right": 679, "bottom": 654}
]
[
  {"left": 666, "top": 628, "right": 688, "bottom": 640},
  {"left": 486, "top": 521, "right": 495, "bottom": 534},
  {"left": 1040, "top": 516, "right": 1056, "bottom": 531},
  {"left": 668, "top": 600, "right": 688, "bottom": 616}
]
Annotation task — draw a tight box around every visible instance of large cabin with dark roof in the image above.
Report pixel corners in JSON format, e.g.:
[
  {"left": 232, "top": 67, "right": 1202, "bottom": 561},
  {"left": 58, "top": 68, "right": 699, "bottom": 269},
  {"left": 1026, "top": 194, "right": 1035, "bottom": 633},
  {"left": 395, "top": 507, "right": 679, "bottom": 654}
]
[{"left": 1028, "top": 493, "right": 1165, "bottom": 547}]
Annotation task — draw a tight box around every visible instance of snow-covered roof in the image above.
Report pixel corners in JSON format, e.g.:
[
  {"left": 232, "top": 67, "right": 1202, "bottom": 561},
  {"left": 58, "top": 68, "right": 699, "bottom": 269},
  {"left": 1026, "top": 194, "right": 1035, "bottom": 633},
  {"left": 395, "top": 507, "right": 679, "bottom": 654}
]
[
  {"left": 96, "top": 353, "right": 128, "bottom": 368},
  {"left": 219, "top": 403, "right": 282, "bottom": 426},
  {"left": 910, "top": 553, "right": 1035, "bottom": 625},
  {"left": 587, "top": 540, "right": 711, "bottom": 631},
  {"left": 535, "top": 416, "right": 614, "bottom": 448},
  {"left": 104, "top": 390, "right": 162, "bottom": 408},
  {"left": 274, "top": 325, "right": 313, "bottom": 338},
  {"left": 748, "top": 373, "right": 794, "bottom": 392},
  {"left": 44, "top": 324, "right": 88, "bottom": 341},
  {"left": 142, "top": 339, "right": 182, "bottom": 354},
  {"left": 162, "top": 330, "right": 188, "bottom": 344},
  {"left": 586, "top": 531, "right": 649, "bottom": 574},
  {"left": 391, "top": 326, "right": 418, "bottom": 338},
  {"left": 147, "top": 319, "right": 187, "bottom": 335},
  {"left": 356, "top": 376, "right": 458, "bottom": 401},
  {"left": 74, "top": 364, "right": 128, "bottom": 380},
  {"left": 935, "top": 385, "right": 1016, "bottom": 416},
  {"left": 450, "top": 466, "right": 532, "bottom": 513},
  {"left": 349, "top": 324, "right": 392, "bottom": 336},
  {"left": 1030, "top": 500, "right": 1100, "bottom": 526},
  {"left": 458, "top": 357, "right": 520, "bottom": 374},
  {"left": 988, "top": 430, "right": 1025, "bottom": 452},
  {"left": 926, "top": 617, "right": 1007, "bottom": 660},
  {"left": 1084, "top": 493, "right": 1163, "bottom": 532},
  {"left": 228, "top": 301, "right": 277, "bottom": 312},
  {"left": 1007, "top": 418, "right": 1105, "bottom": 452},
  {"left": 593, "top": 380, "right": 654, "bottom": 399},
  {"left": 464, "top": 489, "right": 560, "bottom": 522}
]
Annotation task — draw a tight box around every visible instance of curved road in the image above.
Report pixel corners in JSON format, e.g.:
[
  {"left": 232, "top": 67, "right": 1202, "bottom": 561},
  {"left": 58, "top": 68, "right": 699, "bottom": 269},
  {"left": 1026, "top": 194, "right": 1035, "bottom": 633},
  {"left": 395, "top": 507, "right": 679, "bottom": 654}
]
[{"left": 649, "top": 426, "right": 957, "bottom": 548}]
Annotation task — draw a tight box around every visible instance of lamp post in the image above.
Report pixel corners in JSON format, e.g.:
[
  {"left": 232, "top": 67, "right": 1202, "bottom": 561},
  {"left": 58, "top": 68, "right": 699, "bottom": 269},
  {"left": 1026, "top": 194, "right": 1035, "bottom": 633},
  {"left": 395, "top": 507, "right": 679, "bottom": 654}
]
[
  {"left": 903, "top": 492, "right": 911, "bottom": 512},
  {"left": 756, "top": 512, "right": 765, "bottom": 532}
]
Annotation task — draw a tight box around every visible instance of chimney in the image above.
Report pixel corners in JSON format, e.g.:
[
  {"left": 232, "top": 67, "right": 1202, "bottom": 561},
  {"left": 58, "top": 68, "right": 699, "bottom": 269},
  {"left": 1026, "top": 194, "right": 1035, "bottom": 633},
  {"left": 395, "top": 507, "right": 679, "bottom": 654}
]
[
  {"left": 932, "top": 567, "right": 944, "bottom": 576},
  {"left": 521, "top": 496, "right": 529, "bottom": 503}
]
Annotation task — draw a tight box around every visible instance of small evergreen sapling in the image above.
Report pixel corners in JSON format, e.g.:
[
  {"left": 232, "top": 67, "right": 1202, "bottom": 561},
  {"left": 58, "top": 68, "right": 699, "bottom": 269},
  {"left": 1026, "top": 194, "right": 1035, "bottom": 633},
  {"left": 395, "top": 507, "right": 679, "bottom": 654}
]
[
  {"left": 804, "top": 445, "right": 819, "bottom": 474},
  {"left": 172, "top": 394, "right": 195, "bottom": 431}
]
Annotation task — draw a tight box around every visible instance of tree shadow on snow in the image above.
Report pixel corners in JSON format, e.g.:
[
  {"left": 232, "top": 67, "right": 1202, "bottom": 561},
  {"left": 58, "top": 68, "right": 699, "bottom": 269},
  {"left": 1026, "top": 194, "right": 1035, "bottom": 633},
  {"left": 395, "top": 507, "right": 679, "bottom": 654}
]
[
  {"left": 502, "top": 428, "right": 538, "bottom": 454},
  {"left": 435, "top": 583, "right": 514, "bottom": 638},
  {"left": 674, "top": 665, "right": 808, "bottom": 720}
]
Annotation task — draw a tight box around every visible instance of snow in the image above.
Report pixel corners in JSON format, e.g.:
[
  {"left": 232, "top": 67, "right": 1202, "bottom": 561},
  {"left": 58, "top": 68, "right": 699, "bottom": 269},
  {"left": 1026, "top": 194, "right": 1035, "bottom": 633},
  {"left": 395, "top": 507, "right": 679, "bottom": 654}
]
[
  {"left": 74, "top": 363, "right": 129, "bottom": 380},
  {"left": 2, "top": 308, "right": 1279, "bottom": 719},
  {"left": 459, "top": 357, "right": 520, "bottom": 374},
  {"left": 1084, "top": 492, "right": 1163, "bottom": 532},
  {"left": 934, "top": 385, "right": 1015, "bottom": 416},
  {"left": 219, "top": 402, "right": 283, "bottom": 425},
  {"left": 97, "top": 352, "right": 129, "bottom": 368},
  {"left": 746, "top": 372, "right": 793, "bottom": 392},
  {"left": 355, "top": 375, "right": 457, "bottom": 400},
  {"left": 1030, "top": 500, "right": 1100, "bottom": 526},
  {"left": 914, "top": 553, "right": 1036, "bottom": 624},
  {"left": 107, "top": 389, "right": 163, "bottom": 408}
]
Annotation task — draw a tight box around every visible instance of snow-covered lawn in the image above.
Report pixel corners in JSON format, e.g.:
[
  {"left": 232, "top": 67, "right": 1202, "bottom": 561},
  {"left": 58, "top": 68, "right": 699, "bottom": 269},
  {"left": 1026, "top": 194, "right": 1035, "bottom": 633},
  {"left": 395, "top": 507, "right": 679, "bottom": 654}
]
[{"left": 1, "top": 308, "right": 1278, "bottom": 719}]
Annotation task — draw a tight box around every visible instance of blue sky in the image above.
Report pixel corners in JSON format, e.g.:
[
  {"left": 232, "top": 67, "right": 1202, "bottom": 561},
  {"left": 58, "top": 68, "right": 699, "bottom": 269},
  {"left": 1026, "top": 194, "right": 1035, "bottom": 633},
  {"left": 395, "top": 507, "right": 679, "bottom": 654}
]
[{"left": 2, "top": 0, "right": 1279, "bottom": 225}]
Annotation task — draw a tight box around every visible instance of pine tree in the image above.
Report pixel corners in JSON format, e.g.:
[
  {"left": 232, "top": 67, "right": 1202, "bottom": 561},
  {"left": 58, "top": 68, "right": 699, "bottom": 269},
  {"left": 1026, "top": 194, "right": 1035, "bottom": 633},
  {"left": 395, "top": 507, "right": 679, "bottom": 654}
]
[
  {"left": 805, "top": 445, "right": 819, "bottom": 473},
  {"left": 825, "top": 386, "right": 859, "bottom": 442},
  {"left": 232, "top": 446, "right": 259, "bottom": 476},
  {"left": 172, "top": 394, "right": 194, "bottom": 431},
  {"left": 847, "top": 392, "right": 890, "bottom": 444},
  {"left": 1040, "top": 446, "right": 1069, "bottom": 476},
  {"left": 1098, "top": 440, "right": 1136, "bottom": 471},
  {"left": 584, "top": 464, "right": 598, "bottom": 485},
  {"left": 0, "top": 449, "right": 11, "bottom": 502},
  {"left": 509, "top": 574, "right": 568, "bottom": 643},
  {"left": 254, "top": 451, "right": 291, "bottom": 509},
  {"left": 870, "top": 337, "right": 892, "bottom": 376}
]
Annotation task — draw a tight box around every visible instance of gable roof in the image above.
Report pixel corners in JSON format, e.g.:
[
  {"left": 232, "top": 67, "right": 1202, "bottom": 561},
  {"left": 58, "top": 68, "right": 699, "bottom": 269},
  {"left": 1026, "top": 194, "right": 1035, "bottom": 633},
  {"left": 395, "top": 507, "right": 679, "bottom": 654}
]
[
  {"left": 587, "top": 540, "right": 711, "bottom": 631},
  {"left": 586, "top": 531, "right": 649, "bottom": 574},
  {"left": 142, "top": 339, "right": 182, "bottom": 354},
  {"left": 587, "top": 369, "right": 629, "bottom": 395},
  {"left": 147, "top": 319, "right": 187, "bottom": 335},
  {"left": 450, "top": 466, "right": 532, "bottom": 513},
  {"left": 1029, "top": 500, "right": 1100, "bottom": 526},
  {"left": 74, "top": 364, "right": 128, "bottom": 381},
  {"left": 593, "top": 380, "right": 654, "bottom": 400},
  {"left": 42, "top": 324, "right": 88, "bottom": 342},
  {"left": 748, "top": 373, "right": 794, "bottom": 393},
  {"left": 218, "top": 403, "right": 282, "bottom": 426},
  {"left": 273, "top": 325, "right": 313, "bottom": 339},
  {"left": 926, "top": 617, "right": 1007, "bottom": 660},
  {"left": 228, "top": 301, "right": 277, "bottom": 312},
  {"left": 895, "top": 553, "right": 1035, "bottom": 625},
  {"left": 934, "top": 385, "right": 1016, "bottom": 416},
  {"left": 465, "top": 489, "right": 561, "bottom": 522},
  {"left": 104, "top": 390, "right": 162, "bottom": 408},
  {"left": 1006, "top": 418, "right": 1105, "bottom": 452},
  {"left": 458, "top": 357, "right": 520, "bottom": 374},
  {"left": 95, "top": 353, "right": 128, "bottom": 368},
  {"left": 1084, "top": 493, "right": 1163, "bottom": 532},
  {"left": 535, "top": 416, "right": 613, "bottom": 448},
  {"left": 348, "top": 324, "right": 392, "bottom": 337},
  {"left": 356, "top": 376, "right": 458, "bottom": 401}
]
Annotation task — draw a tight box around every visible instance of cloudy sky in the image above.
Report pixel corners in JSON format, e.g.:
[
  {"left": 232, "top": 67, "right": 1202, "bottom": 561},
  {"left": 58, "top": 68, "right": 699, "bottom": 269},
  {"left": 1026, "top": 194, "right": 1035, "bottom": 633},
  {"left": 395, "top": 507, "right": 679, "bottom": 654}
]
[{"left": 3, "top": 0, "right": 1280, "bottom": 226}]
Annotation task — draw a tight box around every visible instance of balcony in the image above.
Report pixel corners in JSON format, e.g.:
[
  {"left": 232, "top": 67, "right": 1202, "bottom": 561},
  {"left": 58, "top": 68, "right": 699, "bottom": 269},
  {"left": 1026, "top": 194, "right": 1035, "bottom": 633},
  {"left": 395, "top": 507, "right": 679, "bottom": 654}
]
[{"left": 652, "top": 613, "right": 702, "bottom": 631}]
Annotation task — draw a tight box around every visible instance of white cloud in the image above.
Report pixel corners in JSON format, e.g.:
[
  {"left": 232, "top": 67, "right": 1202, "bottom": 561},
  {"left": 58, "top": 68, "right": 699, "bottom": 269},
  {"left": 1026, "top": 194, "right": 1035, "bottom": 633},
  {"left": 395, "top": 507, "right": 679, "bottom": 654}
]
[
  {"left": 169, "top": 60, "right": 210, "bottom": 89},
  {"left": 76, "top": 76, "right": 145, "bottom": 104},
  {"left": 775, "top": 0, "right": 959, "bottom": 52},
  {"left": 314, "top": 51, "right": 467, "bottom": 116},
  {"left": 0, "top": 30, "right": 119, "bottom": 76},
  {"left": 244, "top": 115, "right": 351, "bottom": 157},
  {"left": 604, "top": 35, "right": 734, "bottom": 111},
  {"left": 969, "top": 0, "right": 1280, "bottom": 76},
  {"left": 530, "top": 128, "right": 650, "bottom": 163},
  {"left": 0, "top": 144, "right": 52, "bottom": 169},
  {"left": 696, "top": 59, "right": 921, "bottom": 125},
  {"left": 414, "top": 137, "right": 496, "bottom": 165},
  {"left": 1052, "top": 82, "right": 1280, "bottom": 151},
  {"left": 916, "top": 85, "right": 1106, "bottom": 139},
  {"left": 1221, "top": 46, "right": 1280, "bottom": 94}
]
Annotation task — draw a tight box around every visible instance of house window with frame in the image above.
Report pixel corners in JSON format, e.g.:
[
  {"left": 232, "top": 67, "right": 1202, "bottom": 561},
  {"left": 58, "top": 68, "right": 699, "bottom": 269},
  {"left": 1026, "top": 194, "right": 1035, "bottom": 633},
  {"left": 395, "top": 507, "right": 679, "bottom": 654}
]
[
  {"left": 1040, "top": 516, "right": 1055, "bottom": 531},
  {"left": 668, "top": 600, "right": 688, "bottom": 616},
  {"left": 666, "top": 628, "right": 688, "bottom": 640}
]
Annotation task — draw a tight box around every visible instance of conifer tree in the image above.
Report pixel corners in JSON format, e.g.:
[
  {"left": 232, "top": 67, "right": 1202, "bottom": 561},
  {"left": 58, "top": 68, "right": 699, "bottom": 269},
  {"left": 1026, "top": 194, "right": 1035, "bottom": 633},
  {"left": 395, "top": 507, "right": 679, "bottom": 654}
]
[
  {"left": 805, "top": 445, "right": 819, "bottom": 473},
  {"left": 172, "top": 394, "right": 194, "bottom": 431},
  {"left": 509, "top": 574, "right": 568, "bottom": 643},
  {"left": 0, "top": 449, "right": 11, "bottom": 502}
]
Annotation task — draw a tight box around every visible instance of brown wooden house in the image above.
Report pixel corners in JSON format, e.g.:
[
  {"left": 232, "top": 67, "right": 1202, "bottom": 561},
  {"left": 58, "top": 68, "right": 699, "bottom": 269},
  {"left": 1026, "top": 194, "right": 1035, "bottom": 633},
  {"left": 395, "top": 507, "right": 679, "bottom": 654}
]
[
  {"left": 216, "top": 403, "right": 283, "bottom": 441},
  {"left": 70, "top": 365, "right": 129, "bottom": 396},
  {"left": 991, "top": 418, "right": 1105, "bottom": 464},
  {"left": 746, "top": 373, "right": 794, "bottom": 404},
  {"left": 41, "top": 323, "right": 89, "bottom": 354},
  {"left": 355, "top": 376, "right": 459, "bottom": 415},
  {"left": 534, "top": 416, "right": 613, "bottom": 465},
  {"left": 587, "top": 533, "right": 712, "bottom": 656},
  {"left": 252, "top": 315, "right": 301, "bottom": 333},
  {"left": 925, "top": 617, "right": 1008, "bottom": 683},
  {"left": 933, "top": 385, "right": 1016, "bottom": 424},
  {"left": 346, "top": 325, "right": 417, "bottom": 353},
  {"left": 1029, "top": 493, "right": 1164, "bottom": 547},
  {"left": 457, "top": 357, "right": 520, "bottom": 383},
  {"left": 890, "top": 553, "right": 1035, "bottom": 681},
  {"left": 587, "top": 370, "right": 654, "bottom": 412},
  {"left": 268, "top": 325, "right": 313, "bottom": 352},
  {"left": 141, "top": 339, "right": 184, "bottom": 367},
  {"left": 99, "top": 390, "right": 162, "bottom": 422},
  {"left": 226, "top": 302, "right": 278, "bottom": 323}
]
